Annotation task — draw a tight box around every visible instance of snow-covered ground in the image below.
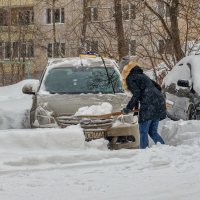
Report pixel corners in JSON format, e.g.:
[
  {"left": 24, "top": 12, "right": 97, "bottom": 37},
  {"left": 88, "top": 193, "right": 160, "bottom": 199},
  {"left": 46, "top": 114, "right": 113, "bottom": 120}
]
[{"left": 0, "top": 81, "right": 200, "bottom": 200}]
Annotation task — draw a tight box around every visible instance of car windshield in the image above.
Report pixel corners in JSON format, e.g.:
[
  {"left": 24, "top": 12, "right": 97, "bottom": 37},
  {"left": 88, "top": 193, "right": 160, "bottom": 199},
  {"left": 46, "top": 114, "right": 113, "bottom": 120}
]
[{"left": 42, "top": 67, "right": 123, "bottom": 94}]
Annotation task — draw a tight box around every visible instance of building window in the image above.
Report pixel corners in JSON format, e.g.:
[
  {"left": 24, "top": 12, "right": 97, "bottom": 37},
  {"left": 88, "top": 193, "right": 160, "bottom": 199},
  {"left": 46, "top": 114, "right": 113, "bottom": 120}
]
[
  {"left": 88, "top": 7, "right": 98, "bottom": 22},
  {"left": 129, "top": 40, "right": 136, "bottom": 55},
  {"left": 0, "top": 41, "right": 34, "bottom": 59},
  {"left": 20, "top": 43, "right": 27, "bottom": 57},
  {"left": 19, "top": 41, "right": 34, "bottom": 58},
  {"left": 0, "top": 42, "right": 3, "bottom": 59},
  {"left": 125, "top": 39, "right": 136, "bottom": 56},
  {"left": 158, "top": 39, "right": 172, "bottom": 54},
  {"left": 165, "top": 39, "right": 173, "bottom": 54},
  {"left": 13, "top": 42, "right": 19, "bottom": 58},
  {"left": 47, "top": 43, "right": 65, "bottom": 57},
  {"left": 123, "top": 3, "right": 136, "bottom": 20},
  {"left": 18, "top": 9, "right": 34, "bottom": 25},
  {"left": 0, "top": 10, "right": 9, "bottom": 26},
  {"left": 157, "top": 1, "right": 170, "bottom": 18},
  {"left": 47, "top": 43, "right": 53, "bottom": 57},
  {"left": 0, "top": 8, "right": 34, "bottom": 26},
  {"left": 46, "top": 8, "right": 65, "bottom": 24},
  {"left": 85, "top": 40, "right": 98, "bottom": 53},
  {"left": 5, "top": 42, "right": 11, "bottom": 59},
  {"left": 27, "top": 40, "right": 34, "bottom": 57},
  {"left": 7, "top": 8, "right": 34, "bottom": 26}
]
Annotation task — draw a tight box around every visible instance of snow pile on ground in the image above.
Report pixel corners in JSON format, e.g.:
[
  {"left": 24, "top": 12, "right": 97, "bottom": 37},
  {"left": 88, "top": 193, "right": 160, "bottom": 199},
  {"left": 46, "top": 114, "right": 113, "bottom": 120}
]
[
  {"left": 0, "top": 120, "right": 200, "bottom": 200},
  {"left": 161, "top": 119, "right": 200, "bottom": 146},
  {"left": 0, "top": 80, "right": 200, "bottom": 200},
  {"left": 0, "top": 119, "right": 199, "bottom": 172},
  {"left": 0, "top": 80, "right": 39, "bottom": 129},
  {"left": 0, "top": 125, "right": 85, "bottom": 151},
  {"left": 75, "top": 102, "right": 113, "bottom": 116},
  {"left": 0, "top": 80, "right": 39, "bottom": 97}
]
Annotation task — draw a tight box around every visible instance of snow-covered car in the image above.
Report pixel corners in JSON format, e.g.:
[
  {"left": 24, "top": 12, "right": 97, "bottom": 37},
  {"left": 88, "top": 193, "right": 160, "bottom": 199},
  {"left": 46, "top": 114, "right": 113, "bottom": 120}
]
[
  {"left": 22, "top": 55, "right": 139, "bottom": 149},
  {"left": 162, "top": 55, "right": 200, "bottom": 120}
]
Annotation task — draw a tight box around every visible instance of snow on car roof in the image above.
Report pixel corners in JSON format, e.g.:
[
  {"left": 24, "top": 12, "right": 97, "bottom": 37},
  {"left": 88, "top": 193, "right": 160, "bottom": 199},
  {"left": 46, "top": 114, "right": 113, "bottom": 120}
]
[
  {"left": 163, "top": 55, "right": 200, "bottom": 95},
  {"left": 47, "top": 57, "right": 116, "bottom": 69}
]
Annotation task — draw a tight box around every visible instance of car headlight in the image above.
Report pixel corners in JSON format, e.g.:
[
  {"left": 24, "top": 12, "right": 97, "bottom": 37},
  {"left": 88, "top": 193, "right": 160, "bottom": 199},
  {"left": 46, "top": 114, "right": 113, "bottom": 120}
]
[{"left": 33, "top": 105, "right": 58, "bottom": 128}]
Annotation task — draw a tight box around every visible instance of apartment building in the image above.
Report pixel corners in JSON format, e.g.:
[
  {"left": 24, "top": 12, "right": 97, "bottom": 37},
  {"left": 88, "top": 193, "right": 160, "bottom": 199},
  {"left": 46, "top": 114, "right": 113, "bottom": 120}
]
[{"left": 0, "top": 0, "right": 199, "bottom": 85}]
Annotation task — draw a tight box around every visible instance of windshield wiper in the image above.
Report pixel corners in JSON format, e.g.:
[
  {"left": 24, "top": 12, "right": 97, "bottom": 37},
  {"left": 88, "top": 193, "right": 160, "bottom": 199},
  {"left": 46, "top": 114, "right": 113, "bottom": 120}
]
[{"left": 99, "top": 54, "right": 115, "bottom": 94}]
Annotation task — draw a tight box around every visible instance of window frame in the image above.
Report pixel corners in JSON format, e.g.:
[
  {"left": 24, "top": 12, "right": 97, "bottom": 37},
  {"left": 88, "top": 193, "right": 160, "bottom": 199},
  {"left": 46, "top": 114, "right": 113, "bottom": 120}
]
[
  {"left": 0, "top": 41, "right": 34, "bottom": 59},
  {"left": 0, "top": 9, "right": 9, "bottom": 26},
  {"left": 0, "top": 7, "right": 35, "bottom": 26},
  {"left": 85, "top": 40, "right": 99, "bottom": 53},
  {"left": 123, "top": 3, "right": 136, "bottom": 21},
  {"left": 157, "top": 1, "right": 170, "bottom": 18},
  {"left": 88, "top": 6, "right": 98, "bottom": 22},
  {"left": 158, "top": 39, "right": 173, "bottom": 54},
  {"left": 46, "top": 7, "right": 65, "bottom": 24},
  {"left": 129, "top": 40, "right": 136, "bottom": 56},
  {"left": 47, "top": 42, "right": 66, "bottom": 58},
  {"left": 18, "top": 9, "right": 34, "bottom": 25}
]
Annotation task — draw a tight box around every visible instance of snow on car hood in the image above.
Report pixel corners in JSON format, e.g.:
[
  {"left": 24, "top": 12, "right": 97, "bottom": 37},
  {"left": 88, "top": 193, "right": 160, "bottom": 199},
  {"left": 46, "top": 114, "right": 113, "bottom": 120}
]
[
  {"left": 36, "top": 93, "right": 128, "bottom": 115},
  {"left": 163, "top": 55, "right": 200, "bottom": 95}
]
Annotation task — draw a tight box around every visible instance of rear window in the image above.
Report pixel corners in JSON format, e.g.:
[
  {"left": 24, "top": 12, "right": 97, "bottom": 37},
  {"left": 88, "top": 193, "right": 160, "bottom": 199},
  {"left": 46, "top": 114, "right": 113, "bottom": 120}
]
[{"left": 41, "top": 67, "right": 123, "bottom": 94}]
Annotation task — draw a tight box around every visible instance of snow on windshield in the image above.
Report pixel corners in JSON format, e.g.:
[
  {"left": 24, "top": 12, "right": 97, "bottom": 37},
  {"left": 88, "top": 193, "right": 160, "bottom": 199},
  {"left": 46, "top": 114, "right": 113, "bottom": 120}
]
[{"left": 163, "top": 55, "right": 200, "bottom": 94}]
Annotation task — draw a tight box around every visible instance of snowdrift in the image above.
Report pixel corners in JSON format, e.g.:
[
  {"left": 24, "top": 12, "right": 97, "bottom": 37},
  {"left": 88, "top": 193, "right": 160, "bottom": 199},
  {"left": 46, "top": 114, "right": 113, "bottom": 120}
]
[{"left": 0, "top": 80, "right": 39, "bottom": 129}]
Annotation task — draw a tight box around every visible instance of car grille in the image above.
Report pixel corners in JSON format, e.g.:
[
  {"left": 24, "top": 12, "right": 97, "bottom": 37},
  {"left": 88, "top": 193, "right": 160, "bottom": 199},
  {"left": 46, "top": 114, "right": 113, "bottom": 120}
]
[{"left": 56, "top": 115, "right": 113, "bottom": 130}]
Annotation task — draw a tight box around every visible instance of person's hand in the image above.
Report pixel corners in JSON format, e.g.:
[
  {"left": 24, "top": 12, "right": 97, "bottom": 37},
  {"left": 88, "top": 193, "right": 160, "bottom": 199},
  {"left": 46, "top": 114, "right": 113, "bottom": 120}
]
[{"left": 121, "top": 108, "right": 131, "bottom": 114}]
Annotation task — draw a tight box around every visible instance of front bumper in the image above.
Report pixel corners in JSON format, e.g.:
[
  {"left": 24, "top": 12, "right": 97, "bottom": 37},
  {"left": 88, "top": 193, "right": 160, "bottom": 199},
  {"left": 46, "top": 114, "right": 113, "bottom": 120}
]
[
  {"left": 56, "top": 114, "right": 139, "bottom": 149},
  {"left": 32, "top": 107, "right": 139, "bottom": 149}
]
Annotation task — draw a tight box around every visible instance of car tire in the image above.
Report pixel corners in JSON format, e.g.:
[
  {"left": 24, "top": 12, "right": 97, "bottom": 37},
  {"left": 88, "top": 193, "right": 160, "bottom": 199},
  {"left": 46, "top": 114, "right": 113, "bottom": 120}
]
[{"left": 187, "top": 104, "right": 195, "bottom": 120}]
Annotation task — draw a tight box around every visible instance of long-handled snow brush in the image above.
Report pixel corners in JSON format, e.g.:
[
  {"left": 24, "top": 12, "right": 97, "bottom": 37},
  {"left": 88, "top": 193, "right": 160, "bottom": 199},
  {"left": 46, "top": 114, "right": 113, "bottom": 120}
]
[{"left": 75, "top": 109, "right": 140, "bottom": 119}]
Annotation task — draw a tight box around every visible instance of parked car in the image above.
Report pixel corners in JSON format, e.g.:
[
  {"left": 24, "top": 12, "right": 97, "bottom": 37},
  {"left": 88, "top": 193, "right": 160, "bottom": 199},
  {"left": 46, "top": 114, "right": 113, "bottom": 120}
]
[
  {"left": 162, "top": 55, "right": 200, "bottom": 120},
  {"left": 22, "top": 54, "right": 139, "bottom": 149}
]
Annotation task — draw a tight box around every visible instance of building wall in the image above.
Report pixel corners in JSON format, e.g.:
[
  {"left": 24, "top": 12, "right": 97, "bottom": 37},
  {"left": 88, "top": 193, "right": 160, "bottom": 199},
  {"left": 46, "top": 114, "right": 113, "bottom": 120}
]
[
  {"left": 0, "top": 0, "right": 200, "bottom": 84},
  {"left": 0, "top": 0, "right": 33, "bottom": 7}
]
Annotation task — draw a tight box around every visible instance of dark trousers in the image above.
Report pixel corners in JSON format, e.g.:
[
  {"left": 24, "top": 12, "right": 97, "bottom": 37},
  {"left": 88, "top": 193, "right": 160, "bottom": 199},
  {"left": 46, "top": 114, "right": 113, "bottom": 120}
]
[{"left": 139, "top": 119, "right": 165, "bottom": 149}]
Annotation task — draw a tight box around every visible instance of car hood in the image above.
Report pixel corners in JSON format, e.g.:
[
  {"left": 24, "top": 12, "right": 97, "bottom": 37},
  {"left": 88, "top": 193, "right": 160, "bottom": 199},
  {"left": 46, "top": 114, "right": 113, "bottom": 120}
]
[{"left": 36, "top": 93, "right": 129, "bottom": 115}]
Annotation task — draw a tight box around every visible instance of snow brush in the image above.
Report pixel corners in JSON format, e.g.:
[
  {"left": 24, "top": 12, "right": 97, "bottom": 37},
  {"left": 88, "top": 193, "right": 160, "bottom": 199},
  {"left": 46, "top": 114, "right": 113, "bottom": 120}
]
[{"left": 75, "top": 109, "right": 140, "bottom": 119}]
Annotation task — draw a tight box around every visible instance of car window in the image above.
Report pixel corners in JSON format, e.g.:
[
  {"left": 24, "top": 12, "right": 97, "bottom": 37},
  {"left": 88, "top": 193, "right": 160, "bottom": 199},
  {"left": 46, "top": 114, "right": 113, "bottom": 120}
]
[{"left": 41, "top": 67, "right": 123, "bottom": 94}]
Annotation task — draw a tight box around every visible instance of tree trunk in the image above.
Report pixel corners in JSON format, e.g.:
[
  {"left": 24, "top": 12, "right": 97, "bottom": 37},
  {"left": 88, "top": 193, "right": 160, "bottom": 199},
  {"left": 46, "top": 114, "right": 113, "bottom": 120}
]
[
  {"left": 144, "top": 0, "right": 185, "bottom": 62},
  {"left": 113, "top": 0, "right": 128, "bottom": 60},
  {"left": 52, "top": 0, "right": 56, "bottom": 56},
  {"left": 79, "top": 0, "right": 90, "bottom": 54},
  {"left": 170, "top": 0, "right": 185, "bottom": 61}
]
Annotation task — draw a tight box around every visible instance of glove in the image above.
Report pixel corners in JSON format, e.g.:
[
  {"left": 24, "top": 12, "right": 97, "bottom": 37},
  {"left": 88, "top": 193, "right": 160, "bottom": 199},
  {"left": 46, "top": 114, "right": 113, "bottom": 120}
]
[
  {"left": 134, "top": 111, "right": 138, "bottom": 116},
  {"left": 121, "top": 108, "right": 131, "bottom": 114}
]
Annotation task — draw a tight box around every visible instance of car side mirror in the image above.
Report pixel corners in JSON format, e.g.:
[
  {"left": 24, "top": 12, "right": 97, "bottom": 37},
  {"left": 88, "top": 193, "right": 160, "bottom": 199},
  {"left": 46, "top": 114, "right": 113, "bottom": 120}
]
[
  {"left": 22, "top": 83, "right": 39, "bottom": 95},
  {"left": 177, "top": 80, "right": 190, "bottom": 88}
]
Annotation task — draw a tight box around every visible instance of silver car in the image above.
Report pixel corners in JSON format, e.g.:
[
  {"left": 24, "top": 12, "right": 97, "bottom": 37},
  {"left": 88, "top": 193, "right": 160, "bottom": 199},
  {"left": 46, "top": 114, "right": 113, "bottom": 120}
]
[
  {"left": 163, "top": 55, "right": 200, "bottom": 120},
  {"left": 23, "top": 55, "right": 139, "bottom": 149}
]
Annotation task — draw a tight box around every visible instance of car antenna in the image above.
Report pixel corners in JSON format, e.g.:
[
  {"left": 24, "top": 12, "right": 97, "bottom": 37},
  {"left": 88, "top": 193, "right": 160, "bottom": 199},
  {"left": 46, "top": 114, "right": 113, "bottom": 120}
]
[
  {"left": 79, "top": 54, "right": 84, "bottom": 67},
  {"left": 98, "top": 53, "right": 115, "bottom": 94},
  {"left": 79, "top": 48, "right": 87, "bottom": 67}
]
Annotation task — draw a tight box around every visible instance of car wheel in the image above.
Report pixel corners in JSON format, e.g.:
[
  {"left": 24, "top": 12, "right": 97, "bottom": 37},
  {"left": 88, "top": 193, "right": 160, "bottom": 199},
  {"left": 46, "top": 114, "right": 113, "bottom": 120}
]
[{"left": 192, "top": 105, "right": 200, "bottom": 120}]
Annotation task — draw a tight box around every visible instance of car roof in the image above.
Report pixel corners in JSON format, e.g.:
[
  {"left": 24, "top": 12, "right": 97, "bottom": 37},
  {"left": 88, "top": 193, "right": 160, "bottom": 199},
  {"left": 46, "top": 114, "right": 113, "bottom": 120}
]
[{"left": 47, "top": 57, "right": 117, "bottom": 69}]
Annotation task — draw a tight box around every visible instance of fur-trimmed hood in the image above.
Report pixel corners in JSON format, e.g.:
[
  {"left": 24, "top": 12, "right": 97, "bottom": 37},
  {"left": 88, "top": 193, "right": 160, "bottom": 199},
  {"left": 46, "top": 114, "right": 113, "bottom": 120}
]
[{"left": 121, "top": 60, "right": 140, "bottom": 91}]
